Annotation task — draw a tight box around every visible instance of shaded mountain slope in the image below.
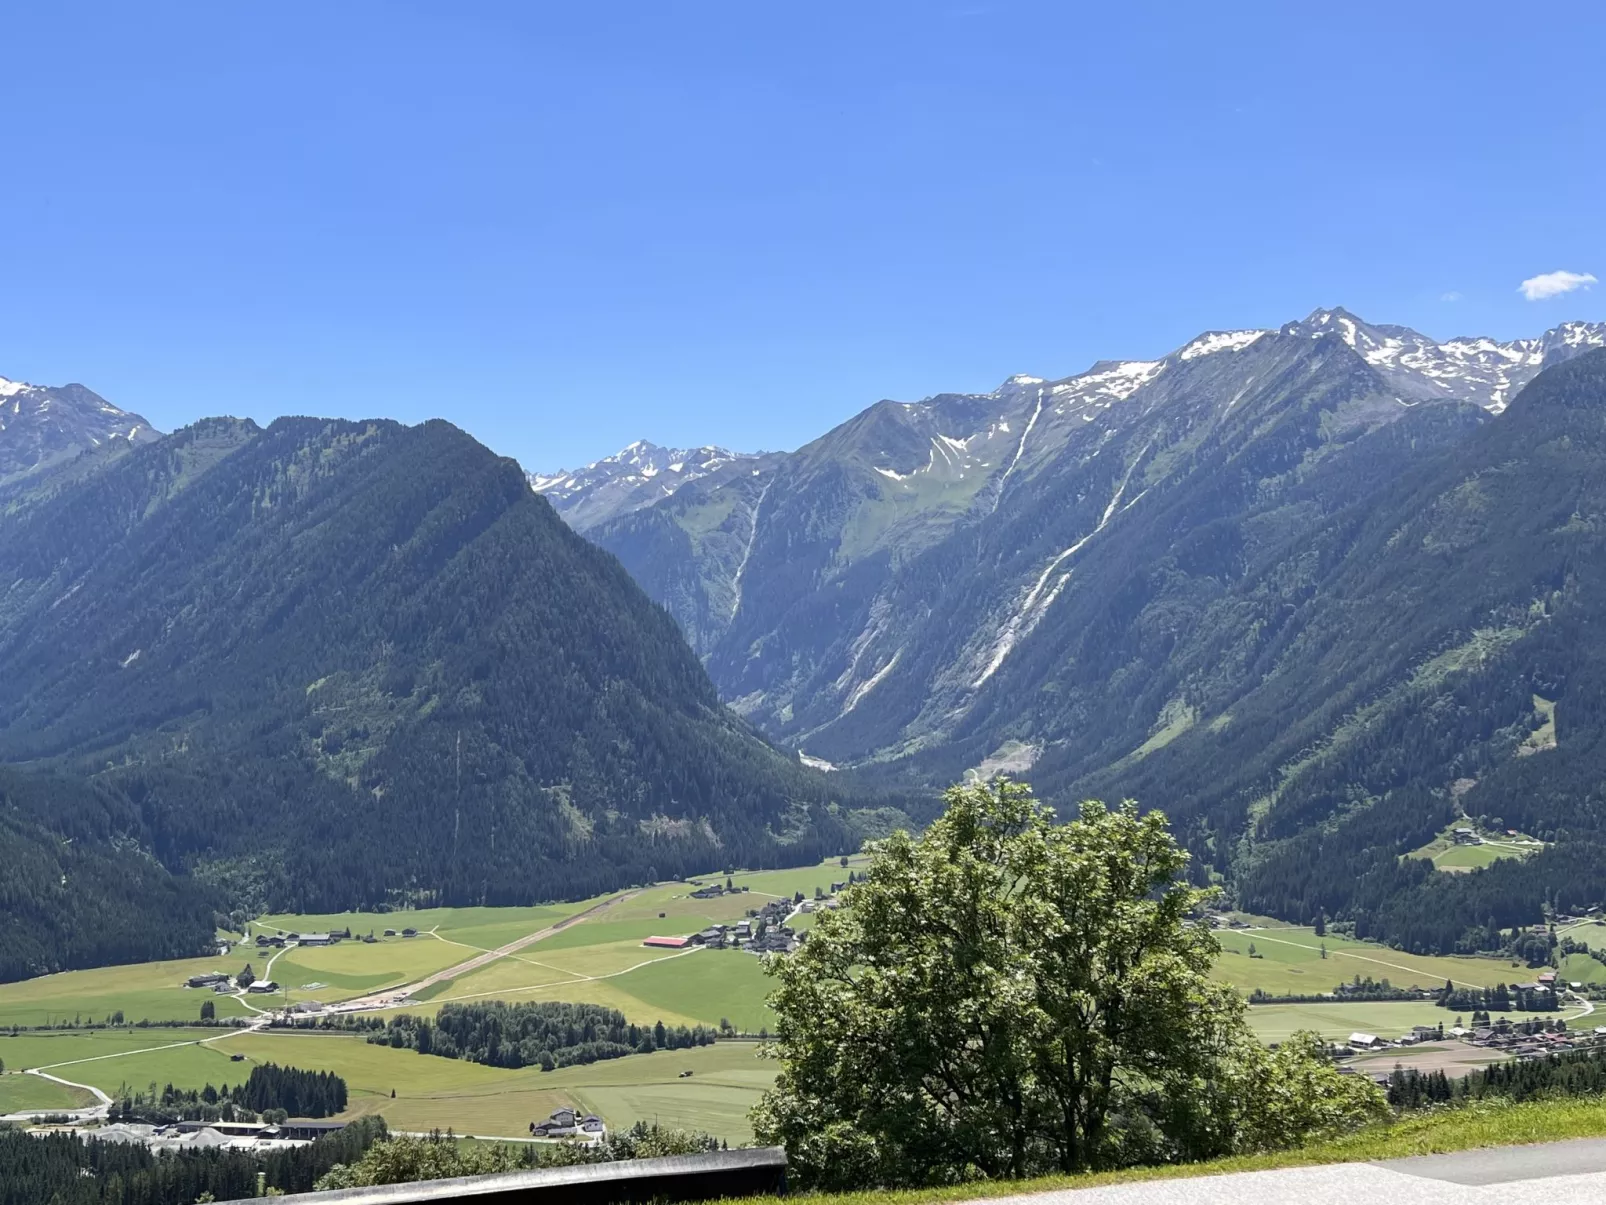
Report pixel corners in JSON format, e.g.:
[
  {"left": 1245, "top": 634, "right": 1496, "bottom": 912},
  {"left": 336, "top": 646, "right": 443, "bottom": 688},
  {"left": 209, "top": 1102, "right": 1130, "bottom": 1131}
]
[{"left": 0, "top": 415, "right": 874, "bottom": 939}]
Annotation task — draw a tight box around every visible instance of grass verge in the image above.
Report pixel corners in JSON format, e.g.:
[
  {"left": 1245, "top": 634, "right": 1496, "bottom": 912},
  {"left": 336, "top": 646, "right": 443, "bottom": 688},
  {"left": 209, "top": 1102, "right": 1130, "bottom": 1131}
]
[{"left": 747, "top": 1096, "right": 1606, "bottom": 1205}]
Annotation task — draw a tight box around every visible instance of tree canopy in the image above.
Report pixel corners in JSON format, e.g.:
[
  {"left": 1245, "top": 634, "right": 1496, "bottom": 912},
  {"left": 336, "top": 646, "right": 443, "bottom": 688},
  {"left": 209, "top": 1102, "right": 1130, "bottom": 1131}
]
[{"left": 753, "top": 779, "right": 1384, "bottom": 1188}]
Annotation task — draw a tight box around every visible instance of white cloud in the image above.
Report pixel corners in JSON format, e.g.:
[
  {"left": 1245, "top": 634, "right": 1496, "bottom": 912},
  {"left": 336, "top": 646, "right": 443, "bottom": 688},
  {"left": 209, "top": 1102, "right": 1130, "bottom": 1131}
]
[
  {"left": 1518, "top": 270, "right": 1598, "bottom": 301},
  {"left": 1440, "top": 291, "right": 1463, "bottom": 302}
]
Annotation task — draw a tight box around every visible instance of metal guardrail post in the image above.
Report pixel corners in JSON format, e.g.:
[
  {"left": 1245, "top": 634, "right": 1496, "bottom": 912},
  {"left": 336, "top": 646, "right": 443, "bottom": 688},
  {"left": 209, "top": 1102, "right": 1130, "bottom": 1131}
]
[{"left": 231, "top": 1147, "right": 789, "bottom": 1205}]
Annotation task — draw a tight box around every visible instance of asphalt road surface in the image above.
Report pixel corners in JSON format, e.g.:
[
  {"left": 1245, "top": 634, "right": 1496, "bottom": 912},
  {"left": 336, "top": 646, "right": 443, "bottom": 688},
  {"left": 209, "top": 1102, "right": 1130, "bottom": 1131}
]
[{"left": 991, "top": 1138, "right": 1606, "bottom": 1203}]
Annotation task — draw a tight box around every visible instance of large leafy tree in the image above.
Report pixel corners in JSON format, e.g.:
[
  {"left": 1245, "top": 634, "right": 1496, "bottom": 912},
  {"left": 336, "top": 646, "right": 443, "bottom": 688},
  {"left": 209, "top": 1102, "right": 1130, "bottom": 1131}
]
[{"left": 752, "top": 779, "right": 1382, "bottom": 1188}]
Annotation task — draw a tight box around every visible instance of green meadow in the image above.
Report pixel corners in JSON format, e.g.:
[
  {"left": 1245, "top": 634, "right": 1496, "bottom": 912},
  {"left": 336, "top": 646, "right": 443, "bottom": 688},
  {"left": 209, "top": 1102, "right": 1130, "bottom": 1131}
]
[
  {"left": 1213, "top": 925, "right": 1531, "bottom": 997},
  {"left": 0, "top": 1071, "right": 95, "bottom": 1113},
  {"left": 1, "top": 855, "right": 1566, "bottom": 1141}
]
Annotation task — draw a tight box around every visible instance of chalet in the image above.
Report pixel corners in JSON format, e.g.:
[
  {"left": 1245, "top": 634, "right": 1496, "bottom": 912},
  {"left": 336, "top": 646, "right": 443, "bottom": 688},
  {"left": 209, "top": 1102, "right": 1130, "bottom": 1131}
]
[
  {"left": 187, "top": 973, "right": 230, "bottom": 988},
  {"left": 383, "top": 929, "right": 397, "bottom": 937},
  {"left": 643, "top": 935, "right": 690, "bottom": 949},
  {"left": 297, "top": 933, "right": 333, "bottom": 946},
  {"left": 246, "top": 980, "right": 280, "bottom": 994},
  {"left": 1348, "top": 1032, "right": 1384, "bottom": 1049},
  {"left": 1538, "top": 971, "right": 1558, "bottom": 986},
  {"left": 689, "top": 885, "right": 725, "bottom": 899},
  {"left": 1412, "top": 1025, "right": 1442, "bottom": 1040},
  {"left": 1452, "top": 827, "right": 1478, "bottom": 844},
  {"left": 531, "top": 1108, "right": 579, "bottom": 1137},
  {"left": 401, "top": 928, "right": 418, "bottom": 938},
  {"left": 694, "top": 927, "right": 725, "bottom": 946}
]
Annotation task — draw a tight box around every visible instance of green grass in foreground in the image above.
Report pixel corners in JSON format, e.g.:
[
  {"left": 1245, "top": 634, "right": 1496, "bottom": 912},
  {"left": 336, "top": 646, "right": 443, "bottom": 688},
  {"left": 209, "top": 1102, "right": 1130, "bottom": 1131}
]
[{"left": 747, "top": 1096, "right": 1606, "bottom": 1205}]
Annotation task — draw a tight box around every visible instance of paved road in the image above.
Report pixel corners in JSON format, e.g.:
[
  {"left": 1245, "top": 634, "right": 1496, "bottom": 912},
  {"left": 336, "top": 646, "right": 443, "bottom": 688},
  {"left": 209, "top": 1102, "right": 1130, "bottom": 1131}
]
[{"left": 993, "top": 1139, "right": 1606, "bottom": 1203}]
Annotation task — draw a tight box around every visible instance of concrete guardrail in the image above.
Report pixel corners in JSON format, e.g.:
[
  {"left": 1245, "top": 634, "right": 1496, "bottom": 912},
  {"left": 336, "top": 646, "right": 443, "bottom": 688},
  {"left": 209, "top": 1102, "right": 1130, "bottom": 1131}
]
[{"left": 230, "top": 1147, "right": 789, "bottom": 1205}]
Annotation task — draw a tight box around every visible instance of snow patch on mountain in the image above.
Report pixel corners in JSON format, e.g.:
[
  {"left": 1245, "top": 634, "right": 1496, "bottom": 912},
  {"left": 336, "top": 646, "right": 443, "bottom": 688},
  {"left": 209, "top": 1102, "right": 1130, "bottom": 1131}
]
[
  {"left": 1179, "top": 330, "right": 1266, "bottom": 360},
  {"left": 971, "top": 445, "right": 1150, "bottom": 688},
  {"left": 1286, "top": 309, "right": 1606, "bottom": 412},
  {"left": 530, "top": 439, "right": 766, "bottom": 530}
]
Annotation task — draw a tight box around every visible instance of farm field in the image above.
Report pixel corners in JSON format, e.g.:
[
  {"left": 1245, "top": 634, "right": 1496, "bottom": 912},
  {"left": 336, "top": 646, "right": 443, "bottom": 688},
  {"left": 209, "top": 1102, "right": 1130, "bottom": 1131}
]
[
  {"left": 1212, "top": 926, "right": 1532, "bottom": 997},
  {"left": 1246, "top": 1000, "right": 1557, "bottom": 1045},
  {"left": 14, "top": 854, "right": 1562, "bottom": 1140},
  {"left": 0, "top": 1072, "right": 95, "bottom": 1113},
  {"left": 1404, "top": 822, "right": 1543, "bottom": 873},
  {"left": 0, "top": 1025, "right": 770, "bottom": 1142},
  {"left": 1558, "top": 920, "right": 1606, "bottom": 950},
  {"left": 0, "top": 858, "right": 857, "bottom": 1136},
  {"left": 0, "top": 958, "right": 262, "bottom": 1029}
]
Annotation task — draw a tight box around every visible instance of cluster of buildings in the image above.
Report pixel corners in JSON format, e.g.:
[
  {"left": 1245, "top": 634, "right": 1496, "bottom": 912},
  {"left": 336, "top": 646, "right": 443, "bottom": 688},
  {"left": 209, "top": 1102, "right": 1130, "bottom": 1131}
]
[
  {"left": 55, "top": 1119, "right": 346, "bottom": 1153},
  {"left": 1340, "top": 1017, "right": 1606, "bottom": 1061},
  {"left": 529, "top": 1107, "right": 605, "bottom": 1141},
  {"left": 642, "top": 883, "right": 853, "bottom": 957},
  {"left": 643, "top": 918, "right": 797, "bottom": 954}
]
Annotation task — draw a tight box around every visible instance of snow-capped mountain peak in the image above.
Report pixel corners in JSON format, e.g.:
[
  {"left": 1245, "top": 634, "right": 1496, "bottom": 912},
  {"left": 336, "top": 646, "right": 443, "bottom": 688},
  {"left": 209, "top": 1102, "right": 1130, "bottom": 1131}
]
[
  {"left": 0, "top": 374, "right": 160, "bottom": 484},
  {"left": 1279, "top": 308, "right": 1606, "bottom": 411},
  {"left": 530, "top": 440, "right": 766, "bottom": 531}
]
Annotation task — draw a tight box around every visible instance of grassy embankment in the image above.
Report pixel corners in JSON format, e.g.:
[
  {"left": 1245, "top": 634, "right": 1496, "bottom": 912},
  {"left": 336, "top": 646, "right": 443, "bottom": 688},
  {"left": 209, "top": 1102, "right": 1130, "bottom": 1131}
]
[{"left": 747, "top": 1097, "right": 1606, "bottom": 1205}]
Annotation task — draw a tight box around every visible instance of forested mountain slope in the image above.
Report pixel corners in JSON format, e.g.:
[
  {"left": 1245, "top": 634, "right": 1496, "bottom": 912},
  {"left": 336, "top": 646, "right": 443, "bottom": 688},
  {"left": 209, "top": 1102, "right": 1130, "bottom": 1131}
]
[
  {"left": 0, "top": 414, "right": 878, "bottom": 975},
  {"left": 587, "top": 312, "right": 1605, "bottom": 770},
  {"left": 0, "top": 768, "right": 218, "bottom": 982},
  {"left": 579, "top": 320, "right": 1606, "bottom": 950}
]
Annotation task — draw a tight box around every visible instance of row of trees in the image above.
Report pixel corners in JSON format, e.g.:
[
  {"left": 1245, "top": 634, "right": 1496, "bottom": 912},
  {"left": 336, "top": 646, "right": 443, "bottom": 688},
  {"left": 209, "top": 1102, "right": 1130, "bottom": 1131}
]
[
  {"left": 1386, "top": 1046, "right": 1606, "bottom": 1108},
  {"left": 109, "top": 1064, "right": 348, "bottom": 1124},
  {"left": 0, "top": 1116, "right": 387, "bottom": 1205},
  {"left": 374, "top": 1002, "right": 718, "bottom": 1070}
]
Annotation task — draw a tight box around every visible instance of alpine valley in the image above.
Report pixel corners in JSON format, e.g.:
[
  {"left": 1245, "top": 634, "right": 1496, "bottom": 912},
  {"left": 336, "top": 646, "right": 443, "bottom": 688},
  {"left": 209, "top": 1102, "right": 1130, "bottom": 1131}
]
[
  {"left": 545, "top": 310, "right": 1606, "bottom": 954},
  {"left": 0, "top": 401, "right": 896, "bottom": 982}
]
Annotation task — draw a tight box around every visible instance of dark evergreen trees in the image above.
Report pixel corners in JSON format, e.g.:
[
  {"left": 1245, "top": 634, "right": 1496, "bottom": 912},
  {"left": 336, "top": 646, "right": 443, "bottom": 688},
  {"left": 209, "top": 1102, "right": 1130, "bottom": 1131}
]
[{"left": 0, "top": 416, "right": 893, "bottom": 977}]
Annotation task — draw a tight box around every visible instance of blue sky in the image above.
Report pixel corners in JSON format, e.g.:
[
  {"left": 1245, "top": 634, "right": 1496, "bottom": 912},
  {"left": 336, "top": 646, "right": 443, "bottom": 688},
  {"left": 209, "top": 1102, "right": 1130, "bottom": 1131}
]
[{"left": 2, "top": 2, "right": 1602, "bottom": 471}]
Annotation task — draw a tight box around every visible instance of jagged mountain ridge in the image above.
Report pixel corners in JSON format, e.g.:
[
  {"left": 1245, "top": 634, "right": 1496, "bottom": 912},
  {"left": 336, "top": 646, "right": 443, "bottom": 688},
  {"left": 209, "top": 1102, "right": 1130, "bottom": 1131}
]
[
  {"left": 584, "top": 325, "right": 1606, "bottom": 949},
  {"left": 0, "top": 373, "right": 159, "bottom": 484},
  {"left": 530, "top": 439, "right": 780, "bottom": 531},
  {"left": 584, "top": 310, "right": 1605, "bottom": 766}
]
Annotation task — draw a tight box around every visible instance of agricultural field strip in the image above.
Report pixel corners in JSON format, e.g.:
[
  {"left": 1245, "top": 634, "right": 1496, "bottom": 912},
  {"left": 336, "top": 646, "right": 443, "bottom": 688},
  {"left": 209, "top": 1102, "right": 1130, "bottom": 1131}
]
[
  {"left": 28, "top": 1024, "right": 260, "bottom": 1074},
  {"left": 433, "top": 946, "right": 707, "bottom": 1005},
  {"left": 424, "top": 929, "right": 581, "bottom": 982},
  {"left": 1242, "top": 930, "right": 1490, "bottom": 990},
  {"left": 1240, "top": 930, "right": 1596, "bottom": 1021},
  {"left": 336, "top": 890, "right": 637, "bottom": 1011},
  {"left": 21, "top": 1068, "right": 112, "bottom": 1108}
]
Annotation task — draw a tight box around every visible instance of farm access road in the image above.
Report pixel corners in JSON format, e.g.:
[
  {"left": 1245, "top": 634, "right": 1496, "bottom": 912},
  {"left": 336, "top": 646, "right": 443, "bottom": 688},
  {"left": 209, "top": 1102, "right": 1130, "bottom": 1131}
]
[{"left": 334, "top": 890, "right": 640, "bottom": 1014}]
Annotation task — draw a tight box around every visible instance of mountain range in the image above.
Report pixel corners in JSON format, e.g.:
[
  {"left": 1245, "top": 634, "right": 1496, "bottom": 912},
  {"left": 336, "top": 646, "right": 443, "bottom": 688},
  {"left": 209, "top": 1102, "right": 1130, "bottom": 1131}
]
[
  {"left": 5, "top": 304, "right": 1606, "bottom": 980},
  {"left": 0, "top": 398, "right": 887, "bottom": 981},
  {"left": 546, "top": 310, "right": 1606, "bottom": 952}
]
